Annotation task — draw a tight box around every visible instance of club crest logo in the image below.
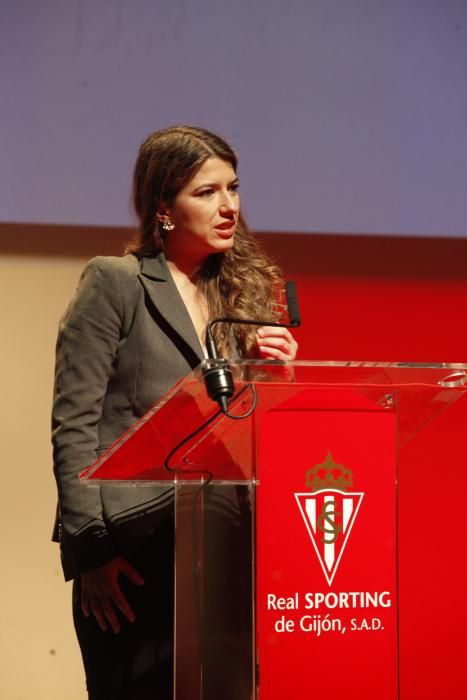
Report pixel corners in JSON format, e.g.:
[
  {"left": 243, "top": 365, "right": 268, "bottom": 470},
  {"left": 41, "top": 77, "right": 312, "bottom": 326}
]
[{"left": 295, "top": 452, "right": 364, "bottom": 585}]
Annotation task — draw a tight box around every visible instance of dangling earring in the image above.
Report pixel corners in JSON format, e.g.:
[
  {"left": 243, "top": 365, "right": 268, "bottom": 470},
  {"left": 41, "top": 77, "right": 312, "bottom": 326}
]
[{"left": 162, "top": 220, "right": 175, "bottom": 231}]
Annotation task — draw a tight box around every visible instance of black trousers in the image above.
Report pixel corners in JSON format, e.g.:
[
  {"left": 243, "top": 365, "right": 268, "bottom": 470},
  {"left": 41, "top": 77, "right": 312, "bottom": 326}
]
[
  {"left": 73, "top": 491, "right": 252, "bottom": 700},
  {"left": 73, "top": 520, "right": 174, "bottom": 700}
]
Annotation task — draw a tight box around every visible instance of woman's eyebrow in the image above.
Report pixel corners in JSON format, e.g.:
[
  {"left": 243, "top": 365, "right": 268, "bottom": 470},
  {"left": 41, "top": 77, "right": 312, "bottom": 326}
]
[{"left": 193, "top": 177, "right": 239, "bottom": 190}]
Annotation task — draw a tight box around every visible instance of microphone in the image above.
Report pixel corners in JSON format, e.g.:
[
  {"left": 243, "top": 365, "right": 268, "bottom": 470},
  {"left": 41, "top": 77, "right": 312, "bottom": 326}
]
[
  {"left": 203, "top": 281, "right": 301, "bottom": 411},
  {"left": 285, "top": 281, "right": 301, "bottom": 327}
]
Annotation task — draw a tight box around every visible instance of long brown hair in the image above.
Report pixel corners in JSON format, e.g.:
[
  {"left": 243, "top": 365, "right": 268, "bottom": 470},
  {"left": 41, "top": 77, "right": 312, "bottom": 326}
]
[{"left": 126, "top": 125, "right": 283, "bottom": 356}]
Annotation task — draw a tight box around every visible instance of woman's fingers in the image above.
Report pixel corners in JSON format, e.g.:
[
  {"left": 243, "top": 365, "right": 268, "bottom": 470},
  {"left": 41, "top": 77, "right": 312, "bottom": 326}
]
[
  {"left": 111, "top": 587, "right": 135, "bottom": 625},
  {"left": 119, "top": 558, "right": 145, "bottom": 587},
  {"left": 81, "top": 590, "right": 91, "bottom": 618},
  {"left": 256, "top": 326, "right": 298, "bottom": 361},
  {"left": 90, "top": 595, "right": 114, "bottom": 633},
  {"left": 80, "top": 557, "right": 144, "bottom": 634}
]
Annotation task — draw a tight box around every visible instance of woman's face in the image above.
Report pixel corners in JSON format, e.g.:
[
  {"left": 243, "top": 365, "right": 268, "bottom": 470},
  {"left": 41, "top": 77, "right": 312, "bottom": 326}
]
[{"left": 161, "top": 157, "right": 240, "bottom": 262}]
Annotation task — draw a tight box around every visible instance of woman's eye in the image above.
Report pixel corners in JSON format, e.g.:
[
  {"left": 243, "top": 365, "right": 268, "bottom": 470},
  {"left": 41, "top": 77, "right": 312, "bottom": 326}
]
[
  {"left": 229, "top": 183, "right": 240, "bottom": 193},
  {"left": 197, "top": 189, "right": 213, "bottom": 197}
]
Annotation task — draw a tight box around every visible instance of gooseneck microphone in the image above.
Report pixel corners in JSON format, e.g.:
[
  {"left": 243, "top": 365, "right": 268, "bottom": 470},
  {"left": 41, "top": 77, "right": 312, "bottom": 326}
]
[
  {"left": 203, "top": 281, "right": 301, "bottom": 411},
  {"left": 285, "top": 280, "right": 301, "bottom": 327}
]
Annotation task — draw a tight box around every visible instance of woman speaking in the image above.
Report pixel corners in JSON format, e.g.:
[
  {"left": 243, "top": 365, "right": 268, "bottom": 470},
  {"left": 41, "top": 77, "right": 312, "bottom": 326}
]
[{"left": 52, "top": 125, "right": 298, "bottom": 699}]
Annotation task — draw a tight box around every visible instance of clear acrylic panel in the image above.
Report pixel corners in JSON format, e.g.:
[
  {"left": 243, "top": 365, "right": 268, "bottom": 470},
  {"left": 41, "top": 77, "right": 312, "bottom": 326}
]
[{"left": 81, "top": 360, "right": 467, "bottom": 700}]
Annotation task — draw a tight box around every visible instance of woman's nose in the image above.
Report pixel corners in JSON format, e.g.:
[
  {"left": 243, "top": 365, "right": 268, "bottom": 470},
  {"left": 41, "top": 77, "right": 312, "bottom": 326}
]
[{"left": 220, "top": 191, "right": 238, "bottom": 213}]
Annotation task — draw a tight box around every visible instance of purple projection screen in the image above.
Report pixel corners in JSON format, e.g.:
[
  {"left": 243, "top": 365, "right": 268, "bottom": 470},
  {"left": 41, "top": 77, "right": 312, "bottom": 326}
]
[{"left": 1, "top": 0, "right": 467, "bottom": 236}]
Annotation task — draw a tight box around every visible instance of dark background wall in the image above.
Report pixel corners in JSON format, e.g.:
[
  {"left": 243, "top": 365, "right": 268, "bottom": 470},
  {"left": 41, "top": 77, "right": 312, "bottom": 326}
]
[{"left": 2, "top": 223, "right": 467, "bottom": 362}]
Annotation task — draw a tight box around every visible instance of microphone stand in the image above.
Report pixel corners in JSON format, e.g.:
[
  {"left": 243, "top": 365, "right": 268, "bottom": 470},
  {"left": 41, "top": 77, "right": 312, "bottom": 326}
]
[{"left": 203, "top": 281, "right": 301, "bottom": 412}]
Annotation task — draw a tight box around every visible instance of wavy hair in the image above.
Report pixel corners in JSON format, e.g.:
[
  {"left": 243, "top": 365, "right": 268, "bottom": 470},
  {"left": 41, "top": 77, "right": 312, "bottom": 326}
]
[{"left": 126, "top": 125, "right": 283, "bottom": 356}]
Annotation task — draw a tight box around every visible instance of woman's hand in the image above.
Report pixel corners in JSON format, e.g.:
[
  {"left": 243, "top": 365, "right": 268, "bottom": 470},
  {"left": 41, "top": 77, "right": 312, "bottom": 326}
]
[
  {"left": 255, "top": 326, "right": 298, "bottom": 361},
  {"left": 80, "top": 556, "right": 144, "bottom": 634}
]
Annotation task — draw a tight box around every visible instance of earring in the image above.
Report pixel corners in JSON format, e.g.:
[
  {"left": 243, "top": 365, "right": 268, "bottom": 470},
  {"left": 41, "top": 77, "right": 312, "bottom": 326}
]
[{"left": 162, "top": 220, "right": 175, "bottom": 231}]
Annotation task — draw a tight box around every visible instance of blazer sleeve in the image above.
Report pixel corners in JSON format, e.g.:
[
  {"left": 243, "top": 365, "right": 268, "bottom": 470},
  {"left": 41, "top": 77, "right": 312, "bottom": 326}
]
[{"left": 52, "top": 257, "right": 125, "bottom": 576}]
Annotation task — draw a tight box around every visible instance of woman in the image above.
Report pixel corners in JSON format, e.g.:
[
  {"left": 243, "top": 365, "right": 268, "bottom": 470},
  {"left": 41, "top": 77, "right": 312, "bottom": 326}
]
[{"left": 52, "top": 125, "right": 298, "bottom": 699}]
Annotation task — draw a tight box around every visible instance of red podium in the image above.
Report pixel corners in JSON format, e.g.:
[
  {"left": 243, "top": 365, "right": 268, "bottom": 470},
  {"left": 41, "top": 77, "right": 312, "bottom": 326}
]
[{"left": 82, "top": 361, "right": 467, "bottom": 700}]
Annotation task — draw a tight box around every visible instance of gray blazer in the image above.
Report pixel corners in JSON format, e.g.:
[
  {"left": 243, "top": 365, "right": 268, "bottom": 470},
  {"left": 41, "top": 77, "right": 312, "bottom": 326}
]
[{"left": 52, "top": 253, "right": 204, "bottom": 580}]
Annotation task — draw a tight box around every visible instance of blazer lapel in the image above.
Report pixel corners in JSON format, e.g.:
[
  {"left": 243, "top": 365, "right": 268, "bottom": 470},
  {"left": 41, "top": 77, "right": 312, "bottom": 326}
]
[{"left": 138, "top": 254, "right": 204, "bottom": 362}]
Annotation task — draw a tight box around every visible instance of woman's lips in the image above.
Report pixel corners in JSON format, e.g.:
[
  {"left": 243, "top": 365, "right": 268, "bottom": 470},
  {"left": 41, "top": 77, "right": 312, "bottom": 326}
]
[{"left": 215, "top": 221, "right": 236, "bottom": 234}]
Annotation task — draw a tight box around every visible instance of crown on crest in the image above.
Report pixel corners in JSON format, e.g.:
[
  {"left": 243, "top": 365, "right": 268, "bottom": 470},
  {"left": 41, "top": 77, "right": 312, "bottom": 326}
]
[{"left": 305, "top": 452, "right": 353, "bottom": 492}]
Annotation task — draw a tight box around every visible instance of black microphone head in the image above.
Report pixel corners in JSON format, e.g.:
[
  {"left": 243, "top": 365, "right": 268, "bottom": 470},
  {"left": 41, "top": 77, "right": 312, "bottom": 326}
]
[
  {"left": 285, "top": 280, "right": 301, "bottom": 327},
  {"left": 202, "top": 360, "right": 234, "bottom": 411}
]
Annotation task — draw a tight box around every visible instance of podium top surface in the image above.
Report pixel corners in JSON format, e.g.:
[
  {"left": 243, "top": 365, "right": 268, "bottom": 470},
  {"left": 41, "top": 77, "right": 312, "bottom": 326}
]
[{"left": 82, "top": 360, "right": 467, "bottom": 482}]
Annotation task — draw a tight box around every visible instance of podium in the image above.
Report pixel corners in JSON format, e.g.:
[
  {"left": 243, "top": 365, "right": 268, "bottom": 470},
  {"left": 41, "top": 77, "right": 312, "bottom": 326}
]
[{"left": 82, "top": 361, "right": 467, "bottom": 700}]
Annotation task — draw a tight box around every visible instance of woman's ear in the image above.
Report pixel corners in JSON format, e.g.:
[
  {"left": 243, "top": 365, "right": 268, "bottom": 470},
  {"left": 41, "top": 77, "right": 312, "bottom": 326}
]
[
  {"left": 155, "top": 209, "right": 167, "bottom": 224},
  {"left": 156, "top": 207, "right": 175, "bottom": 232}
]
